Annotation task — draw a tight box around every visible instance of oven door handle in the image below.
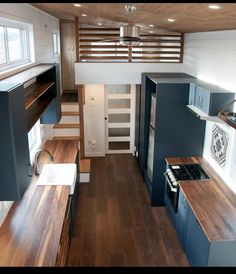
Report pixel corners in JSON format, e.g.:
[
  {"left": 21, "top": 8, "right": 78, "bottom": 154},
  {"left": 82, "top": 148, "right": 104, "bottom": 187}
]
[{"left": 164, "top": 172, "right": 177, "bottom": 193}]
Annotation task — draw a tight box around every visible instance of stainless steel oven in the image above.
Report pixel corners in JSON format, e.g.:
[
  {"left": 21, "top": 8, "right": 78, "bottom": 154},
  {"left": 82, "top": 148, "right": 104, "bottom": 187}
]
[
  {"left": 164, "top": 163, "right": 210, "bottom": 213},
  {"left": 164, "top": 169, "right": 179, "bottom": 212}
]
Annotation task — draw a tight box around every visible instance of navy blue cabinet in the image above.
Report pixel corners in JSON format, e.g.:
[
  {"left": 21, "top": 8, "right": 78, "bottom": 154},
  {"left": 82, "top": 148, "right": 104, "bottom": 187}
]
[
  {"left": 185, "top": 206, "right": 210, "bottom": 266},
  {"left": 188, "top": 81, "right": 235, "bottom": 116},
  {"left": 0, "top": 63, "right": 61, "bottom": 200},
  {"left": 139, "top": 73, "right": 205, "bottom": 206},
  {"left": 0, "top": 83, "right": 31, "bottom": 200},
  {"left": 176, "top": 189, "right": 190, "bottom": 251}
]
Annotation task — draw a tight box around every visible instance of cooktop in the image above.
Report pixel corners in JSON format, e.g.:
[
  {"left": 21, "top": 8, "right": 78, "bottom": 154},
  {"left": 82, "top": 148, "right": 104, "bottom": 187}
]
[{"left": 169, "top": 163, "right": 210, "bottom": 181}]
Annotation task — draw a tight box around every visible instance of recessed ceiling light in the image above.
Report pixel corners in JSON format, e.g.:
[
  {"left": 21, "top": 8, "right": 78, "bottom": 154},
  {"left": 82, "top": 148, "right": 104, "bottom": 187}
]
[
  {"left": 74, "top": 4, "right": 81, "bottom": 7},
  {"left": 208, "top": 4, "right": 221, "bottom": 9},
  {"left": 149, "top": 24, "right": 154, "bottom": 27},
  {"left": 149, "top": 31, "right": 154, "bottom": 33},
  {"left": 81, "top": 14, "right": 87, "bottom": 17},
  {"left": 168, "top": 18, "right": 175, "bottom": 22},
  {"left": 97, "top": 23, "right": 102, "bottom": 26}
]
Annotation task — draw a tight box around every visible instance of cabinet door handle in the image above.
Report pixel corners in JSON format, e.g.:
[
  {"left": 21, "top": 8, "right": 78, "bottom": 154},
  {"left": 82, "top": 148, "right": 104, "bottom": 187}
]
[{"left": 27, "top": 163, "right": 32, "bottom": 177}]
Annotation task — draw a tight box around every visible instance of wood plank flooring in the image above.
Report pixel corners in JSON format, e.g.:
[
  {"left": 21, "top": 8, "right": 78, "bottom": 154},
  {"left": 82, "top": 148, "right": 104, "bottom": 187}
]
[{"left": 67, "top": 154, "right": 188, "bottom": 267}]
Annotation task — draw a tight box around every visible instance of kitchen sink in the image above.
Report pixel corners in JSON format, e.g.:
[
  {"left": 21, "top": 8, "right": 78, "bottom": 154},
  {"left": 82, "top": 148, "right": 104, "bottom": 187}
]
[{"left": 36, "top": 163, "right": 77, "bottom": 194}]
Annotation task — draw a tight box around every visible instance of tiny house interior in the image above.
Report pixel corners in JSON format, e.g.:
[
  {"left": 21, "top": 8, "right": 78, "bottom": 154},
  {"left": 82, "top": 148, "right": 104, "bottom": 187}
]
[{"left": 0, "top": 2, "right": 236, "bottom": 267}]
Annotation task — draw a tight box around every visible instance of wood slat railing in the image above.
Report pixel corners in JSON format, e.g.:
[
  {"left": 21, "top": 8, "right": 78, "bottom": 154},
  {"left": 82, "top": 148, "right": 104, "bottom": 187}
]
[{"left": 76, "top": 21, "right": 184, "bottom": 63}]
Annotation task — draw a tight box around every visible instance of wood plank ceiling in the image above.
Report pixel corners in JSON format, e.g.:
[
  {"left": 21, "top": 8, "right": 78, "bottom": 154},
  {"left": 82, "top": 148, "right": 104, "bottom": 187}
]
[{"left": 32, "top": 3, "right": 236, "bottom": 33}]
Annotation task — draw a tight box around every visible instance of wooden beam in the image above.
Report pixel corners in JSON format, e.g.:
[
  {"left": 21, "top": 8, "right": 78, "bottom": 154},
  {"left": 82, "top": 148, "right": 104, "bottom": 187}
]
[
  {"left": 78, "top": 85, "right": 85, "bottom": 159},
  {"left": 75, "top": 17, "right": 80, "bottom": 62}
]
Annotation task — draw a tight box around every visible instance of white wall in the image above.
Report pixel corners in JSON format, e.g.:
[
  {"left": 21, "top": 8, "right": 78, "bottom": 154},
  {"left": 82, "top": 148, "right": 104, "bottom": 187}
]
[
  {"left": 75, "top": 63, "right": 183, "bottom": 84},
  {"left": 84, "top": 85, "right": 105, "bottom": 157},
  {"left": 0, "top": 3, "right": 60, "bottom": 225},
  {"left": 183, "top": 30, "right": 236, "bottom": 193}
]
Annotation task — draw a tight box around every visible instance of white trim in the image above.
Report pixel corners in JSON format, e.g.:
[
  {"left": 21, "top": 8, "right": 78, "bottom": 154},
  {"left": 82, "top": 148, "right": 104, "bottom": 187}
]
[
  {"left": 108, "top": 94, "right": 132, "bottom": 99},
  {"left": 108, "top": 137, "right": 131, "bottom": 142},
  {"left": 108, "top": 123, "right": 131, "bottom": 128},
  {"left": 108, "top": 109, "right": 131, "bottom": 114}
]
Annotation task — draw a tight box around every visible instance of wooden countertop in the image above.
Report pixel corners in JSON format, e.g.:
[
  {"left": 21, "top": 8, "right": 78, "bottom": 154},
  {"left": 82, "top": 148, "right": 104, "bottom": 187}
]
[
  {"left": 165, "top": 157, "right": 236, "bottom": 242},
  {"left": 0, "top": 140, "right": 78, "bottom": 266}
]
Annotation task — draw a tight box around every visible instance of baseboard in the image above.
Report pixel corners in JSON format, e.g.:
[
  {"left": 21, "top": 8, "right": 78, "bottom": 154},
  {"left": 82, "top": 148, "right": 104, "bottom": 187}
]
[{"left": 85, "top": 152, "right": 105, "bottom": 157}]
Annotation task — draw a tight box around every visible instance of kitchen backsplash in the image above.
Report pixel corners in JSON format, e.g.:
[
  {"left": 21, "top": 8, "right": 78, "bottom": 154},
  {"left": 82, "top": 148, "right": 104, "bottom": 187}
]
[{"left": 203, "top": 120, "right": 236, "bottom": 193}]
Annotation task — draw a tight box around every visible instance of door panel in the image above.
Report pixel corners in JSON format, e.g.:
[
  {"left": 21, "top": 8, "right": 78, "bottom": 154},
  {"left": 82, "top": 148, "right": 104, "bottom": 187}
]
[{"left": 105, "top": 84, "right": 135, "bottom": 154}]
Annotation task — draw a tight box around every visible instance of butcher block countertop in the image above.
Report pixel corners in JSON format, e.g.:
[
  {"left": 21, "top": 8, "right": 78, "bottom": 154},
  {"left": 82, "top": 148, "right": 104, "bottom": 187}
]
[
  {"left": 166, "top": 157, "right": 236, "bottom": 242},
  {"left": 0, "top": 140, "right": 78, "bottom": 266}
]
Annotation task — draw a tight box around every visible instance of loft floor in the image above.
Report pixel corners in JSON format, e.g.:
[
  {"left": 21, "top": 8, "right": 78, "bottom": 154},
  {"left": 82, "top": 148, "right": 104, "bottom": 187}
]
[{"left": 67, "top": 154, "right": 188, "bottom": 266}]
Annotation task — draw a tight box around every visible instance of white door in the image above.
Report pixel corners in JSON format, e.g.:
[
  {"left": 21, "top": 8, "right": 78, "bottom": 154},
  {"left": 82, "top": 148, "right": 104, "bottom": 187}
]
[{"left": 105, "top": 84, "right": 135, "bottom": 154}]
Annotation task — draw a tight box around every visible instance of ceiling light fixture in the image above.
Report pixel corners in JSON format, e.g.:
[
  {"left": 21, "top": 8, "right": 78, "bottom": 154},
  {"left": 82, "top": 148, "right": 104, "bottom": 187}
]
[
  {"left": 168, "top": 18, "right": 175, "bottom": 22},
  {"left": 81, "top": 14, "right": 87, "bottom": 17},
  {"left": 149, "top": 31, "right": 154, "bottom": 33},
  {"left": 97, "top": 23, "right": 102, "bottom": 26},
  {"left": 149, "top": 24, "right": 154, "bottom": 27},
  {"left": 74, "top": 4, "right": 81, "bottom": 7},
  {"left": 208, "top": 4, "right": 221, "bottom": 9}
]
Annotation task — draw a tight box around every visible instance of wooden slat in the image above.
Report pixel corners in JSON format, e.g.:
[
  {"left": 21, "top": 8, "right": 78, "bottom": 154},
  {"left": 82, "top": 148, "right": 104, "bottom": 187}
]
[
  {"left": 80, "top": 56, "right": 129, "bottom": 60},
  {"left": 53, "top": 136, "right": 80, "bottom": 141},
  {"left": 79, "top": 159, "right": 91, "bottom": 173},
  {"left": 53, "top": 123, "right": 80, "bottom": 129},
  {"left": 132, "top": 51, "right": 180, "bottom": 54},
  {"left": 79, "top": 33, "right": 120, "bottom": 37},
  {"left": 79, "top": 28, "right": 118, "bottom": 32},
  {"left": 180, "top": 33, "right": 184, "bottom": 63},
  {"left": 132, "top": 56, "right": 180, "bottom": 60},
  {"left": 80, "top": 50, "right": 129, "bottom": 54},
  {"left": 62, "top": 111, "right": 80, "bottom": 116},
  {"left": 79, "top": 39, "right": 181, "bottom": 43}
]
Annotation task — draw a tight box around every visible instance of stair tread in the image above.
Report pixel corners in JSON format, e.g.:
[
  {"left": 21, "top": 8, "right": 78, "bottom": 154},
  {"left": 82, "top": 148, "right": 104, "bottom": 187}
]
[
  {"left": 62, "top": 111, "right": 80, "bottom": 116},
  {"left": 80, "top": 159, "right": 91, "bottom": 173},
  {"left": 53, "top": 136, "right": 80, "bottom": 140},
  {"left": 54, "top": 124, "right": 80, "bottom": 129}
]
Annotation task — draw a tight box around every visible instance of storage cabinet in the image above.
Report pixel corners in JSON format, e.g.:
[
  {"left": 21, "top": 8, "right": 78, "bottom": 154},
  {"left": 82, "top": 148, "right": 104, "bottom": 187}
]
[
  {"left": 188, "top": 82, "right": 235, "bottom": 116},
  {"left": 176, "top": 189, "right": 190, "bottom": 251},
  {"left": 185, "top": 207, "right": 210, "bottom": 266},
  {"left": 0, "top": 64, "right": 62, "bottom": 200},
  {"left": 60, "top": 22, "right": 76, "bottom": 91},
  {"left": 139, "top": 73, "right": 205, "bottom": 206},
  {"left": 0, "top": 83, "right": 31, "bottom": 200}
]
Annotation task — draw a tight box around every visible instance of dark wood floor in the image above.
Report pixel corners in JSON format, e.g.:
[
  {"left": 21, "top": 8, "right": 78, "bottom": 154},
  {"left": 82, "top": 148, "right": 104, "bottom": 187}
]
[{"left": 67, "top": 154, "right": 189, "bottom": 267}]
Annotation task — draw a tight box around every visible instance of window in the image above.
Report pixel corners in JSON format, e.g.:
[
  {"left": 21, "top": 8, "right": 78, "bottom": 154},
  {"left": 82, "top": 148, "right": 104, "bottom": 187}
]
[
  {"left": 28, "top": 120, "right": 42, "bottom": 164},
  {"left": 53, "top": 32, "right": 60, "bottom": 55},
  {"left": 0, "top": 17, "right": 34, "bottom": 72}
]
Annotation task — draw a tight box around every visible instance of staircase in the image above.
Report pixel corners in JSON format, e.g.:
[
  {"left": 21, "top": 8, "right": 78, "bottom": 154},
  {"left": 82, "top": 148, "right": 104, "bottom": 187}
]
[{"left": 53, "top": 93, "right": 91, "bottom": 183}]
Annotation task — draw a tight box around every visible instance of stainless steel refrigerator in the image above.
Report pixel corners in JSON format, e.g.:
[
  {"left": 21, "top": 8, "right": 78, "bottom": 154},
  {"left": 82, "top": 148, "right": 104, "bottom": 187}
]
[{"left": 147, "top": 94, "right": 156, "bottom": 182}]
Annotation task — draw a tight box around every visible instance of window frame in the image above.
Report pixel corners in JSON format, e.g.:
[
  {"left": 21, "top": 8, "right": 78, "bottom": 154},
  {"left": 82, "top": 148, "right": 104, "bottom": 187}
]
[{"left": 0, "top": 17, "right": 33, "bottom": 72}]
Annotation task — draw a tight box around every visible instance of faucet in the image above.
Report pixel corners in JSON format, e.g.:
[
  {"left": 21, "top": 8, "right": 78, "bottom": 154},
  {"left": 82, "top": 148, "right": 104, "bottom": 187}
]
[{"left": 33, "top": 149, "right": 54, "bottom": 176}]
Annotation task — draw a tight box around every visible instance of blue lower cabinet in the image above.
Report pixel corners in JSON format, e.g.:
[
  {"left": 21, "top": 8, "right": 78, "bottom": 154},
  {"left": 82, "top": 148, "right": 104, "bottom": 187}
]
[
  {"left": 175, "top": 190, "right": 190, "bottom": 251},
  {"left": 185, "top": 209, "right": 210, "bottom": 266}
]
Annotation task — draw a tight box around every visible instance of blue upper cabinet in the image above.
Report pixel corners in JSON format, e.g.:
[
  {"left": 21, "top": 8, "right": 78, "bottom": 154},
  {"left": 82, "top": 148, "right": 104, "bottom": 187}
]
[
  {"left": 188, "top": 81, "right": 235, "bottom": 116},
  {"left": 0, "top": 83, "right": 31, "bottom": 200},
  {"left": 0, "top": 63, "right": 62, "bottom": 200}
]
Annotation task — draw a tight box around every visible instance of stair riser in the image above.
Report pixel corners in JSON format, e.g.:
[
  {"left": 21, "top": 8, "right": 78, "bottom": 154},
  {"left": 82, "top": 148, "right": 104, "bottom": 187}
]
[
  {"left": 61, "top": 104, "right": 79, "bottom": 112},
  {"left": 53, "top": 128, "right": 80, "bottom": 136},
  {"left": 60, "top": 116, "right": 80, "bottom": 124}
]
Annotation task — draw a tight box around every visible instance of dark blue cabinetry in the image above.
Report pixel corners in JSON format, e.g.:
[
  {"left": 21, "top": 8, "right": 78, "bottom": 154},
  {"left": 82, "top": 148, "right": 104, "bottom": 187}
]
[
  {"left": 188, "top": 82, "right": 235, "bottom": 116},
  {"left": 139, "top": 73, "right": 205, "bottom": 206},
  {"left": 0, "top": 63, "right": 61, "bottom": 200},
  {"left": 176, "top": 189, "right": 190, "bottom": 251},
  {"left": 0, "top": 83, "right": 31, "bottom": 200},
  {"left": 185, "top": 206, "right": 210, "bottom": 266}
]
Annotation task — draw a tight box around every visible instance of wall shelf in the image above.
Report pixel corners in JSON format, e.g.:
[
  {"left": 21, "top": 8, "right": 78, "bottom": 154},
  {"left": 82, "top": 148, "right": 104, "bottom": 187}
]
[{"left": 24, "top": 81, "right": 55, "bottom": 110}]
